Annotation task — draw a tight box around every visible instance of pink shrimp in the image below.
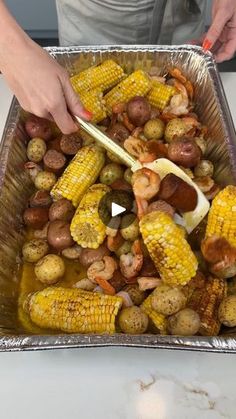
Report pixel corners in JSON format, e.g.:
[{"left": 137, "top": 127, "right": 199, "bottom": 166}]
[{"left": 119, "top": 240, "right": 143, "bottom": 280}]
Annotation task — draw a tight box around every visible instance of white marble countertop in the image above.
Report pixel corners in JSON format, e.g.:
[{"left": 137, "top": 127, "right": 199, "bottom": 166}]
[{"left": 0, "top": 74, "right": 236, "bottom": 419}]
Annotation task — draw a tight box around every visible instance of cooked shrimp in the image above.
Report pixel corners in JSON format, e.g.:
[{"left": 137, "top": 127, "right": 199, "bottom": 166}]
[
  {"left": 123, "top": 113, "right": 135, "bottom": 132},
  {"left": 119, "top": 240, "right": 143, "bottom": 279},
  {"left": 24, "top": 162, "right": 42, "bottom": 181},
  {"left": 107, "top": 231, "right": 124, "bottom": 252},
  {"left": 131, "top": 127, "right": 143, "bottom": 138},
  {"left": 124, "top": 136, "right": 147, "bottom": 158},
  {"left": 201, "top": 236, "right": 236, "bottom": 271},
  {"left": 182, "top": 116, "right": 200, "bottom": 128},
  {"left": 169, "top": 68, "right": 187, "bottom": 84},
  {"left": 137, "top": 277, "right": 162, "bottom": 291},
  {"left": 132, "top": 168, "right": 161, "bottom": 200},
  {"left": 112, "top": 102, "right": 126, "bottom": 114},
  {"left": 87, "top": 255, "right": 118, "bottom": 282},
  {"left": 135, "top": 198, "right": 149, "bottom": 220},
  {"left": 164, "top": 93, "right": 189, "bottom": 116}
]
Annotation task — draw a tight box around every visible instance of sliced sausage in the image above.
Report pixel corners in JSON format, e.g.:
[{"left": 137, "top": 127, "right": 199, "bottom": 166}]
[
  {"left": 43, "top": 149, "right": 66, "bottom": 173},
  {"left": 23, "top": 207, "right": 49, "bottom": 229},
  {"left": 29, "top": 190, "right": 52, "bottom": 208},
  {"left": 158, "top": 173, "right": 198, "bottom": 212},
  {"left": 60, "top": 133, "right": 82, "bottom": 155}
]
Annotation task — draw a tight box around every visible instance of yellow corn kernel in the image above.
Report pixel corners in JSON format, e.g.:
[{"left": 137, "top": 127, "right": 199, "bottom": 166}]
[
  {"left": 79, "top": 88, "right": 106, "bottom": 123},
  {"left": 70, "top": 183, "right": 110, "bottom": 249},
  {"left": 27, "top": 287, "right": 122, "bottom": 334},
  {"left": 105, "top": 70, "right": 151, "bottom": 113},
  {"left": 141, "top": 293, "right": 167, "bottom": 334},
  {"left": 205, "top": 185, "right": 236, "bottom": 248},
  {"left": 147, "top": 80, "right": 176, "bottom": 111},
  {"left": 51, "top": 146, "right": 105, "bottom": 207},
  {"left": 70, "top": 59, "right": 124, "bottom": 95},
  {"left": 139, "top": 211, "right": 198, "bottom": 286},
  {"left": 187, "top": 276, "right": 227, "bottom": 336}
]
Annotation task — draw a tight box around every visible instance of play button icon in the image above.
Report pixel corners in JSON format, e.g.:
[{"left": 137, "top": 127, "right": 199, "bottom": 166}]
[
  {"left": 98, "top": 189, "right": 136, "bottom": 227},
  {"left": 111, "top": 202, "right": 126, "bottom": 217}
]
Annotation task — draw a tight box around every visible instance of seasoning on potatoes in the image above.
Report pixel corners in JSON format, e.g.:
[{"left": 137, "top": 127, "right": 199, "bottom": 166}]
[
  {"left": 127, "top": 96, "right": 151, "bottom": 127},
  {"left": 60, "top": 133, "right": 82, "bottom": 155},
  {"left": 27, "top": 137, "right": 47, "bottom": 163},
  {"left": 143, "top": 118, "right": 165, "bottom": 140},
  {"left": 151, "top": 285, "right": 186, "bottom": 316},
  {"left": 47, "top": 220, "right": 74, "bottom": 251},
  {"left": 158, "top": 173, "right": 198, "bottom": 212},
  {"left": 25, "top": 115, "right": 52, "bottom": 141},
  {"left": 167, "top": 308, "right": 200, "bottom": 335},
  {"left": 22, "top": 239, "right": 49, "bottom": 263},
  {"left": 118, "top": 306, "right": 148, "bottom": 334},
  {"left": 99, "top": 163, "right": 124, "bottom": 185},
  {"left": 120, "top": 214, "right": 139, "bottom": 241},
  {"left": 34, "top": 254, "right": 65, "bottom": 284},
  {"left": 49, "top": 198, "right": 75, "bottom": 222},
  {"left": 107, "top": 122, "right": 130, "bottom": 144},
  {"left": 123, "top": 284, "right": 147, "bottom": 306},
  {"left": 167, "top": 138, "right": 201, "bottom": 168},
  {"left": 23, "top": 207, "right": 49, "bottom": 229},
  {"left": 43, "top": 149, "right": 66, "bottom": 173},
  {"left": 79, "top": 244, "right": 110, "bottom": 268},
  {"left": 29, "top": 190, "right": 52, "bottom": 208},
  {"left": 34, "top": 171, "right": 57, "bottom": 191},
  {"left": 218, "top": 295, "right": 236, "bottom": 327},
  {"left": 164, "top": 118, "right": 188, "bottom": 143},
  {"left": 194, "top": 159, "right": 214, "bottom": 177}
]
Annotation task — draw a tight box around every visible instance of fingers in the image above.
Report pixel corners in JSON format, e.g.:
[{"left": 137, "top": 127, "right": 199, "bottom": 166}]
[
  {"left": 204, "top": 9, "right": 231, "bottom": 48},
  {"left": 62, "top": 76, "right": 93, "bottom": 121},
  {"left": 214, "top": 39, "right": 236, "bottom": 62},
  {"left": 49, "top": 88, "right": 78, "bottom": 135}
]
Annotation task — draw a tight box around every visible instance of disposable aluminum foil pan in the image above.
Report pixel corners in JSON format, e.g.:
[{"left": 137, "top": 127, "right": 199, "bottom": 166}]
[{"left": 0, "top": 45, "right": 236, "bottom": 352}]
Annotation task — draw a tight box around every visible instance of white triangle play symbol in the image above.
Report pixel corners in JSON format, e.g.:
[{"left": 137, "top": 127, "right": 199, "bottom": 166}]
[{"left": 111, "top": 202, "right": 126, "bottom": 217}]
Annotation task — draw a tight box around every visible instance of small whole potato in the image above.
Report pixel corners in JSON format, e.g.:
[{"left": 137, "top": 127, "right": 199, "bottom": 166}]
[
  {"left": 99, "top": 163, "right": 124, "bottom": 185},
  {"left": 144, "top": 118, "right": 165, "bottom": 140},
  {"left": 168, "top": 308, "right": 200, "bottom": 336},
  {"left": 167, "top": 138, "right": 201, "bottom": 168},
  {"left": 22, "top": 239, "right": 49, "bottom": 263},
  {"left": 194, "top": 159, "right": 214, "bottom": 177},
  {"left": 27, "top": 137, "right": 47, "bottom": 163},
  {"left": 47, "top": 220, "right": 75, "bottom": 251},
  {"left": 34, "top": 171, "right": 57, "bottom": 191},
  {"left": 218, "top": 295, "right": 236, "bottom": 327},
  {"left": 124, "top": 168, "right": 133, "bottom": 184},
  {"left": 34, "top": 254, "right": 65, "bottom": 284},
  {"left": 127, "top": 96, "right": 151, "bottom": 127},
  {"left": 151, "top": 285, "right": 186, "bottom": 316},
  {"left": 164, "top": 118, "right": 188, "bottom": 143},
  {"left": 25, "top": 115, "right": 52, "bottom": 141},
  {"left": 118, "top": 306, "right": 148, "bottom": 334},
  {"left": 120, "top": 215, "right": 139, "bottom": 241},
  {"left": 29, "top": 190, "right": 52, "bottom": 208},
  {"left": 49, "top": 198, "right": 75, "bottom": 222},
  {"left": 123, "top": 284, "right": 147, "bottom": 306},
  {"left": 23, "top": 207, "right": 49, "bottom": 229},
  {"left": 79, "top": 244, "right": 110, "bottom": 268},
  {"left": 115, "top": 240, "right": 132, "bottom": 257}
]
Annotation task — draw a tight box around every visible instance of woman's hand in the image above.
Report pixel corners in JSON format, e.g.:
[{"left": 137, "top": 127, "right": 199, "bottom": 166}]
[
  {"left": 0, "top": 1, "right": 91, "bottom": 134},
  {"left": 204, "top": 0, "right": 236, "bottom": 63}
]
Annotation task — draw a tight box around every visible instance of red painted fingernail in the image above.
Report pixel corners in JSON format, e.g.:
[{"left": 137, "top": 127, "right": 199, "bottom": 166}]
[
  {"left": 203, "top": 39, "right": 212, "bottom": 51},
  {"left": 81, "top": 109, "right": 93, "bottom": 120}
]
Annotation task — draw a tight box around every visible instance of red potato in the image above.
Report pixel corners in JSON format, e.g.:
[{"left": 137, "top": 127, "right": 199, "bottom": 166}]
[
  {"left": 23, "top": 207, "right": 49, "bottom": 229},
  {"left": 110, "top": 179, "right": 132, "bottom": 192},
  {"left": 79, "top": 244, "right": 110, "bottom": 268},
  {"left": 167, "top": 138, "right": 201, "bottom": 168},
  {"left": 158, "top": 173, "right": 198, "bottom": 212},
  {"left": 107, "top": 123, "right": 130, "bottom": 144},
  {"left": 43, "top": 149, "right": 66, "bottom": 173},
  {"left": 60, "top": 133, "right": 82, "bottom": 155},
  {"left": 127, "top": 96, "right": 151, "bottom": 127},
  {"left": 29, "top": 190, "right": 52, "bottom": 208},
  {"left": 147, "top": 200, "right": 175, "bottom": 218},
  {"left": 25, "top": 115, "right": 52, "bottom": 141},
  {"left": 47, "top": 220, "right": 75, "bottom": 251},
  {"left": 49, "top": 198, "right": 75, "bottom": 222}
]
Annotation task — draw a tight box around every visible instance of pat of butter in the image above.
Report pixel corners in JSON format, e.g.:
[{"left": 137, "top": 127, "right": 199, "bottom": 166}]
[{"left": 132, "top": 158, "right": 210, "bottom": 233}]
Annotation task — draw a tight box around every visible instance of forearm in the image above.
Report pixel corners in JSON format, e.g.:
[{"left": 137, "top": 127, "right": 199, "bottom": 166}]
[{"left": 0, "top": 0, "right": 33, "bottom": 70}]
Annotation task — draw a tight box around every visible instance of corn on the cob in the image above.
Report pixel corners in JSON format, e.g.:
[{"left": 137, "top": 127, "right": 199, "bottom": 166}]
[
  {"left": 70, "top": 183, "right": 110, "bottom": 249},
  {"left": 147, "top": 80, "right": 176, "bottom": 111},
  {"left": 27, "top": 287, "right": 122, "bottom": 334},
  {"left": 187, "top": 276, "right": 226, "bottom": 335},
  {"left": 105, "top": 70, "right": 151, "bottom": 113},
  {"left": 79, "top": 88, "right": 106, "bottom": 123},
  {"left": 141, "top": 293, "right": 167, "bottom": 334},
  {"left": 70, "top": 59, "right": 124, "bottom": 95},
  {"left": 139, "top": 211, "right": 198, "bottom": 286},
  {"left": 205, "top": 185, "right": 236, "bottom": 248},
  {"left": 51, "top": 146, "right": 105, "bottom": 207}
]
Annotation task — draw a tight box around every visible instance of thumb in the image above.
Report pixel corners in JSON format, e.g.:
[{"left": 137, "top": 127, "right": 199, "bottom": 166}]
[
  {"left": 204, "top": 10, "right": 229, "bottom": 48},
  {"left": 62, "top": 77, "right": 93, "bottom": 121}
]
